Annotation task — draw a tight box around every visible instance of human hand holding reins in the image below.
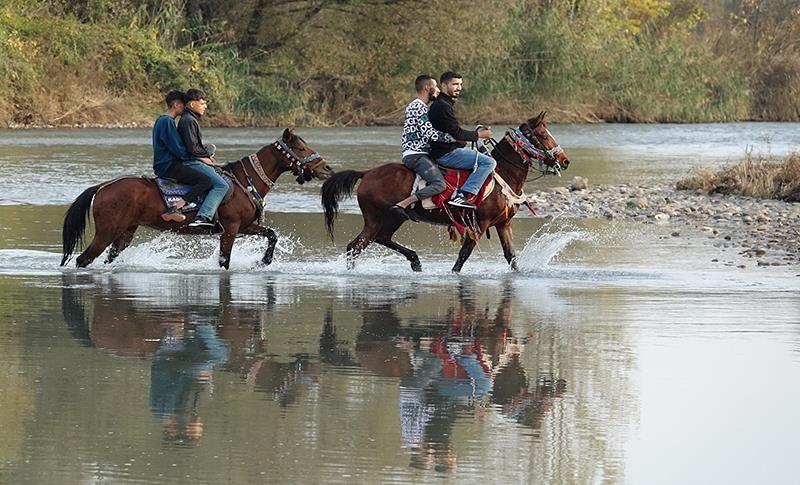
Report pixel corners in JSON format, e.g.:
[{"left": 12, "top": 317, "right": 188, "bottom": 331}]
[{"left": 477, "top": 127, "right": 493, "bottom": 139}]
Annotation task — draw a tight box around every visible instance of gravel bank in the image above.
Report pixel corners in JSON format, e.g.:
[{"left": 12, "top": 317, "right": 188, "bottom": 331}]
[{"left": 531, "top": 177, "right": 800, "bottom": 268}]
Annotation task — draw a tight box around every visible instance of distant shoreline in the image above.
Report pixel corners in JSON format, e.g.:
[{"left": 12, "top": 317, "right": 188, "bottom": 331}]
[{"left": 3, "top": 117, "right": 794, "bottom": 131}]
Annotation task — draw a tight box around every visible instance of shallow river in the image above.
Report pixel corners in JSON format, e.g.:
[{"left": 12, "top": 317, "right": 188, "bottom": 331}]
[{"left": 0, "top": 124, "right": 798, "bottom": 484}]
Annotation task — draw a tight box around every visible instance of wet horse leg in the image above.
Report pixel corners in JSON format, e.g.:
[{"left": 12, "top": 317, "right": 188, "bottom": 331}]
[
  {"left": 451, "top": 219, "right": 493, "bottom": 273},
  {"left": 218, "top": 221, "right": 241, "bottom": 270},
  {"left": 346, "top": 223, "right": 379, "bottom": 270},
  {"left": 495, "top": 220, "right": 519, "bottom": 271},
  {"left": 76, "top": 233, "right": 117, "bottom": 267},
  {"left": 105, "top": 226, "right": 138, "bottom": 264},
  {"left": 374, "top": 221, "right": 421, "bottom": 272},
  {"left": 240, "top": 223, "right": 279, "bottom": 265},
  {"left": 451, "top": 238, "right": 477, "bottom": 273},
  {"left": 76, "top": 215, "right": 131, "bottom": 268}
]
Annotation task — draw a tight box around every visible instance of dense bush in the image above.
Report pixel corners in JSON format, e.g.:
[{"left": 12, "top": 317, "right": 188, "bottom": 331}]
[{"left": 1, "top": 0, "right": 798, "bottom": 126}]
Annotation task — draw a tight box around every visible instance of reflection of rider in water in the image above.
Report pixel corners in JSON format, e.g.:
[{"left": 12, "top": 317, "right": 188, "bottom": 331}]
[
  {"left": 394, "top": 284, "right": 566, "bottom": 472},
  {"left": 149, "top": 320, "right": 228, "bottom": 444},
  {"left": 399, "top": 328, "right": 494, "bottom": 474}
]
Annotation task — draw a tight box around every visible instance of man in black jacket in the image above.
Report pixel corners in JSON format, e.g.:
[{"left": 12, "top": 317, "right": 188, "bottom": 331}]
[
  {"left": 176, "top": 88, "right": 228, "bottom": 228},
  {"left": 429, "top": 71, "right": 495, "bottom": 209}
]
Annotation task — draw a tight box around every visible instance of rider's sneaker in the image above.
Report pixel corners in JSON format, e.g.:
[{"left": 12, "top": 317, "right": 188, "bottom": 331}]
[
  {"left": 448, "top": 192, "right": 477, "bottom": 209},
  {"left": 161, "top": 207, "right": 186, "bottom": 222},
  {"left": 188, "top": 216, "right": 214, "bottom": 228}
]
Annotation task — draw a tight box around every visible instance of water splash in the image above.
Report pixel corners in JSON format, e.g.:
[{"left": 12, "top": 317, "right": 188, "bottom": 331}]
[{"left": 516, "top": 220, "right": 595, "bottom": 272}]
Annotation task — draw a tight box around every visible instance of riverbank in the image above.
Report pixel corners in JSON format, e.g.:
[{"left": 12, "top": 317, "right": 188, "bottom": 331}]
[{"left": 533, "top": 179, "right": 800, "bottom": 268}]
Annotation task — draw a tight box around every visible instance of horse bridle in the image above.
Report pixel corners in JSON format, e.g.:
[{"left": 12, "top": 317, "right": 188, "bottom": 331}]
[
  {"left": 506, "top": 128, "right": 564, "bottom": 173},
  {"left": 234, "top": 138, "right": 322, "bottom": 208},
  {"left": 501, "top": 126, "right": 564, "bottom": 175},
  {"left": 272, "top": 139, "right": 322, "bottom": 184}
]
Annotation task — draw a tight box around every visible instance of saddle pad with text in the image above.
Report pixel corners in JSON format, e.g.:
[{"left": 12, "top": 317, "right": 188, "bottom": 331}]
[{"left": 154, "top": 176, "right": 234, "bottom": 210}]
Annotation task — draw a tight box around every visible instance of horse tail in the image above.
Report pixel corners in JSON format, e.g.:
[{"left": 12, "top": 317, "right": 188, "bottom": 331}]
[
  {"left": 61, "top": 184, "right": 100, "bottom": 266},
  {"left": 321, "top": 170, "right": 364, "bottom": 240}
]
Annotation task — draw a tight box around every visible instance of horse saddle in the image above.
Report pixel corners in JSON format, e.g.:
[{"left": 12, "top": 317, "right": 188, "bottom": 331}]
[
  {"left": 153, "top": 176, "right": 235, "bottom": 211},
  {"left": 412, "top": 167, "right": 496, "bottom": 210}
]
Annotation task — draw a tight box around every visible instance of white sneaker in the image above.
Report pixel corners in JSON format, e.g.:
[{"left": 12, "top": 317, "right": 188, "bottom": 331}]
[
  {"left": 188, "top": 216, "right": 214, "bottom": 228},
  {"left": 448, "top": 193, "right": 476, "bottom": 209}
]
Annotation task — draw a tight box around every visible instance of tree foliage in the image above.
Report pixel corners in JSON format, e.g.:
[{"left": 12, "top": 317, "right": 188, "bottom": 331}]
[{"left": 0, "top": 0, "right": 798, "bottom": 125}]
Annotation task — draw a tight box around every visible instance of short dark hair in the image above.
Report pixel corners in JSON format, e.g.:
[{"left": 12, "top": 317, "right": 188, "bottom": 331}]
[
  {"left": 183, "top": 88, "right": 208, "bottom": 103},
  {"left": 440, "top": 71, "right": 462, "bottom": 84},
  {"left": 414, "top": 75, "right": 435, "bottom": 92},
  {"left": 165, "top": 90, "right": 185, "bottom": 108}
]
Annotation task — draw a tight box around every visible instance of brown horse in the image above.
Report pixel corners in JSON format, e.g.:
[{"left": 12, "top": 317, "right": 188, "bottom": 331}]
[
  {"left": 61, "top": 128, "right": 333, "bottom": 269},
  {"left": 321, "top": 112, "right": 570, "bottom": 273}
]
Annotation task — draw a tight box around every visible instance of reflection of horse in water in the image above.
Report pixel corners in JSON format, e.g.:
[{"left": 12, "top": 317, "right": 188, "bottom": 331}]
[
  {"left": 318, "top": 282, "right": 566, "bottom": 471},
  {"left": 61, "top": 275, "right": 565, "bottom": 457},
  {"left": 61, "top": 274, "right": 316, "bottom": 411},
  {"left": 61, "top": 275, "right": 230, "bottom": 444}
]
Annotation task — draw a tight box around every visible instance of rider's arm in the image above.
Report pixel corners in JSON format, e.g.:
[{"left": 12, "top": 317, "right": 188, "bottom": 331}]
[
  {"left": 419, "top": 114, "right": 454, "bottom": 144},
  {"left": 429, "top": 101, "right": 479, "bottom": 142}
]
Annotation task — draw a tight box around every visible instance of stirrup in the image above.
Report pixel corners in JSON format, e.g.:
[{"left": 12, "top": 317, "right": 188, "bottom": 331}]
[{"left": 388, "top": 205, "right": 409, "bottom": 221}]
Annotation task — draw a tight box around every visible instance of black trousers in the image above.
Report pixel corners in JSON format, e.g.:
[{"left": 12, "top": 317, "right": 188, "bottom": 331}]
[{"left": 163, "top": 161, "right": 214, "bottom": 203}]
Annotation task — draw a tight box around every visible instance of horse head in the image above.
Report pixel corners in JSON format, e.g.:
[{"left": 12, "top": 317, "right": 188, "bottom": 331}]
[
  {"left": 520, "top": 112, "right": 570, "bottom": 170},
  {"left": 275, "top": 128, "right": 334, "bottom": 184}
]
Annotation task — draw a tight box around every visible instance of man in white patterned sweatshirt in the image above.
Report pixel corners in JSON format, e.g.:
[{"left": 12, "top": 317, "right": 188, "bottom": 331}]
[{"left": 389, "top": 75, "right": 456, "bottom": 220}]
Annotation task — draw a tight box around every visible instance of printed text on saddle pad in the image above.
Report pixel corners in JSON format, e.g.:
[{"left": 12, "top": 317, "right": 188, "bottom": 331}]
[
  {"left": 154, "top": 176, "right": 234, "bottom": 210},
  {"left": 413, "top": 168, "right": 496, "bottom": 210}
]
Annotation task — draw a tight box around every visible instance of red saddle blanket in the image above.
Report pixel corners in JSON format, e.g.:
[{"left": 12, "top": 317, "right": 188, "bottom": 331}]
[{"left": 428, "top": 167, "right": 496, "bottom": 209}]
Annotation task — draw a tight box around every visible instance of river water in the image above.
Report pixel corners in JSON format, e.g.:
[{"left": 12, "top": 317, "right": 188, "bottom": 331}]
[{"left": 0, "top": 124, "right": 798, "bottom": 484}]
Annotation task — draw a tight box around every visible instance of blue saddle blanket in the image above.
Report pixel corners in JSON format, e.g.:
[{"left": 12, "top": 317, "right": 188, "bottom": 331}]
[{"left": 155, "top": 176, "right": 234, "bottom": 210}]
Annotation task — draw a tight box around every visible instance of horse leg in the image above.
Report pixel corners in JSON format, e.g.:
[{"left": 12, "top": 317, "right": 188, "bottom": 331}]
[
  {"left": 240, "top": 223, "right": 278, "bottom": 265},
  {"left": 495, "top": 221, "right": 519, "bottom": 271},
  {"left": 452, "top": 238, "right": 477, "bottom": 273},
  {"left": 105, "top": 226, "right": 138, "bottom": 264},
  {"left": 76, "top": 215, "right": 130, "bottom": 267},
  {"left": 218, "top": 222, "right": 241, "bottom": 270},
  {"left": 374, "top": 222, "right": 421, "bottom": 272},
  {"left": 452, "top": 217, "right": 493, "bottom": 273},
  {"left": 346, "top": 223, "right": 379, "bottom": 269},
  {"left": 76, "top": 233, "right": 117, "bottom": 268}
]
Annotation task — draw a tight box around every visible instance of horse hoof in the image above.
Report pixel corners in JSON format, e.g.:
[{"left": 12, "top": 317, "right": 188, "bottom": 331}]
[{"left": 411, "top": 263, "right": 422, "bottom": 272}]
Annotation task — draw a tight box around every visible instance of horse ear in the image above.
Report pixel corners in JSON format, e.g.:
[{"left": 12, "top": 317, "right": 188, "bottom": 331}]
[
  {"left": 528, "top": 111, "right": 546, "bottom": 127},
  {"left": 282, "top": 128, "right": 296, "bottom": 143}
]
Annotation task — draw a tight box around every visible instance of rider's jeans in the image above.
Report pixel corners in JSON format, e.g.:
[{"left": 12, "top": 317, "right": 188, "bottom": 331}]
[
  {"left": 402, "top": 153, "right": 446, "bottom": 200},
  {"left": 164, "top": 159, "right": 228, "bottom": 220},
  {"left": 436, "top": 147, "right": 496, "bottom": 195}
]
